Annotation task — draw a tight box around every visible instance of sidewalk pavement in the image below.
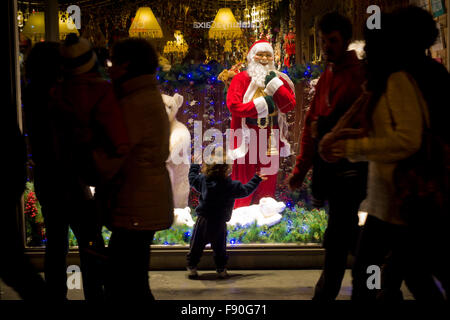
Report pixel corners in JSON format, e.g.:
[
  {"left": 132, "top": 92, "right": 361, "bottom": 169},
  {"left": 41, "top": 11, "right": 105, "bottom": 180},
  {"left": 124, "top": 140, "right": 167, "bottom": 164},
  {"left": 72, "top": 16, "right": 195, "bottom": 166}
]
[{"left": 0, "top": 269, "right": 414, "bottom": 300}]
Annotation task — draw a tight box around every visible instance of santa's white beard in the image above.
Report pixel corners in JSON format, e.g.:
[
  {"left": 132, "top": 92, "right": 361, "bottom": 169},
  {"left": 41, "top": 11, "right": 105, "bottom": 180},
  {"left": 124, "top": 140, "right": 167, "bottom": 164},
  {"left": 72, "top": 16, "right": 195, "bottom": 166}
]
[{"left": 247, "top": 59, "right": 276, "bottom": 88}]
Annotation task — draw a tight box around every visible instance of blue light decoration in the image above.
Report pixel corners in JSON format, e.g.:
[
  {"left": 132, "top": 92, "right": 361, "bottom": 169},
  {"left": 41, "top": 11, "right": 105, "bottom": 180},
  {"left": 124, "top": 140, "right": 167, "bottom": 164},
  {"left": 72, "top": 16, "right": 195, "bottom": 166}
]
[
  {"left": 156, "top": 63, "right": 323, "bottom": 89},
  {"left": 230, "top": 238, "right": 236, "bottom": 245}
]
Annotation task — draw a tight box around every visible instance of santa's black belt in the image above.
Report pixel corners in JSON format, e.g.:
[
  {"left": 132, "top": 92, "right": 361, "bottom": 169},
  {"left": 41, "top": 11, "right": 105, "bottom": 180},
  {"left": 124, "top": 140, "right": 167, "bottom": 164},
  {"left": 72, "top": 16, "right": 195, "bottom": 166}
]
[{"left": 246, "top": 115, "right": 278, "bottom": 127}]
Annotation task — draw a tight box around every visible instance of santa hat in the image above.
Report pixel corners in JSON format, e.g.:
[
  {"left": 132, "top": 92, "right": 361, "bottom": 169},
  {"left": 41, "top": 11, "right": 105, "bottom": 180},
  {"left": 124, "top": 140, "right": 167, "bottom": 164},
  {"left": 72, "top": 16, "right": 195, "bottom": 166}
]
[
  {"left": 60, "top": 33, "right": 97, "bottom": 75},
  {"left": 247, "top": 39, "right": 274, "bottom": 62}
]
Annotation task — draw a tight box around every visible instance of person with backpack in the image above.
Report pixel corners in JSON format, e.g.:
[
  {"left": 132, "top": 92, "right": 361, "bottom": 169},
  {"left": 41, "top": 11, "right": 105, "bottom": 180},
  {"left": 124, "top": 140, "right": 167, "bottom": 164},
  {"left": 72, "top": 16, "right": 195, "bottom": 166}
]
[
  {"left": 44, "top": 34, "right": 129, "bottom": 301},
  {"left": 319, "top": 7, "right": 449, "bottom": 301},
  {"left": 288, "top": 12, "right": 368, "bottom": 301}
]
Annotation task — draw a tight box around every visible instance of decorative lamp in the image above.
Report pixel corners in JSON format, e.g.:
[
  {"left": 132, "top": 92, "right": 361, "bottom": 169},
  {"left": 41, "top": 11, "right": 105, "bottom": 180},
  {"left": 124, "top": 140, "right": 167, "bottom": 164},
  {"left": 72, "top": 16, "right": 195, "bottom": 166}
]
[
  {"left": 163, "top": 30, "right": 188, "bottom": 54},
  {"left": 22, "top": 11, "right": 45, "bottom": 43},
  {"left": 209, "top": 8, "right": 243, "bottom": 39},
  {"left": 129, "top": 7, "right": 163, "bottom": 38},
  {"left": 22, "top": 11, "right": 79, "bottom": 43},
  {"left": 17, "top": 10, "right": 24, "bottom": 28},
  {"left": 223, "top": 40, "right": 232, "bottom": 52}
]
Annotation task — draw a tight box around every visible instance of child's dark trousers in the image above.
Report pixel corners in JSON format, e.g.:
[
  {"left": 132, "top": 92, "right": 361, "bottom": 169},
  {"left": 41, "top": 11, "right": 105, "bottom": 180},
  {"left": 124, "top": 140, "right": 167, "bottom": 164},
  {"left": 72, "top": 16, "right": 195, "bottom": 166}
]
[{"left": 187, "top": 216, "right": 228, "bottom": 270}]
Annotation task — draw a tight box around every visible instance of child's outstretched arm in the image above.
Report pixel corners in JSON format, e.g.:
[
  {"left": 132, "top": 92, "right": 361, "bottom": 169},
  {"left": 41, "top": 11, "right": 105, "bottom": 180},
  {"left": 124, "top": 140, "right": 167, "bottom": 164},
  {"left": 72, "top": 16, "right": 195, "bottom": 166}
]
[
  {"left": 189, "top": 164, "right": 203, "bottom": 192},
  {"left": 231, "top": 173, "right": 264, "bottom": 198}
]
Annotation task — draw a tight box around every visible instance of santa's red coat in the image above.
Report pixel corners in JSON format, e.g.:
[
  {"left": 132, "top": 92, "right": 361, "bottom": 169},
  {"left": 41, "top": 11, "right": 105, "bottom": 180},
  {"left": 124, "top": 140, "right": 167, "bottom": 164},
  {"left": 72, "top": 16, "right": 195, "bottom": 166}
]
[{"left": 226, "top": 70, "right": 296, "bottom": 208}]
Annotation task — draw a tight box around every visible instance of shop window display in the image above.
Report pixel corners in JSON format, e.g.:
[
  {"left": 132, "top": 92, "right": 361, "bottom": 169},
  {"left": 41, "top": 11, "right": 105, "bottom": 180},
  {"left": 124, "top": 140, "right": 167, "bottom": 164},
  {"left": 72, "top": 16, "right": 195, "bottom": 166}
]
[{"left": 18, "top": 0, "right": 330, "bottom": 248}]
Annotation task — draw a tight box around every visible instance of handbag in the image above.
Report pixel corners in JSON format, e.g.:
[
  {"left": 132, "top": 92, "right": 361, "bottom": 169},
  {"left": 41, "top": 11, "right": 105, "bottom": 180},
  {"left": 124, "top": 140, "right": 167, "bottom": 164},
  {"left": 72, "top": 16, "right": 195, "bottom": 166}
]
[{"left": 393, "top": 74, "right": 450, "bottom": 224}]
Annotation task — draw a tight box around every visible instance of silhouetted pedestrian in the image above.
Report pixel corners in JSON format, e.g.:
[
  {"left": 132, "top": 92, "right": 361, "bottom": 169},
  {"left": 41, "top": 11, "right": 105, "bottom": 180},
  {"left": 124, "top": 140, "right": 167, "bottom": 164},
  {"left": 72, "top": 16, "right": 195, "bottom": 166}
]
[
  {"left": 40, "top": 34, "right": 129, "bottom": 301},
  {"left": 101, "top": 38, "right": 174, "bottom": 301},
  {"left": 319, "top": 8, "right": 448, "bottom": 301},
  {"left": 288, "top": 12, "right": 368, "bottom": 301},
  {"left": 0, "top": 123, "right": 46, "bottom": 300}
]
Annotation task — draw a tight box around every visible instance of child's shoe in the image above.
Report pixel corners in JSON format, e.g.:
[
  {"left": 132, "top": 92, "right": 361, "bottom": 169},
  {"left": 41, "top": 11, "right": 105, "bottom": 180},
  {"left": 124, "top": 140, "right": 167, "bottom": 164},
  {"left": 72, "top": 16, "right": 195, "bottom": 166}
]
[
  {"left": 187, "top": 266, "right": 198, "bottom": 279},
  {"left": 217, "top": 269, "right": 229, "bottom": 279}
]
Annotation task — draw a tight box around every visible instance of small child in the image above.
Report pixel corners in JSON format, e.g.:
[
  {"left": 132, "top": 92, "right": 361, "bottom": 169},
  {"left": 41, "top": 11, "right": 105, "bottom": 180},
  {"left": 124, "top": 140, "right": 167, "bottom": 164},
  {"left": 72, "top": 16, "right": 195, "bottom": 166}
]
[{"left": 187, "top": 149, "right": 266, "bottom": 279}]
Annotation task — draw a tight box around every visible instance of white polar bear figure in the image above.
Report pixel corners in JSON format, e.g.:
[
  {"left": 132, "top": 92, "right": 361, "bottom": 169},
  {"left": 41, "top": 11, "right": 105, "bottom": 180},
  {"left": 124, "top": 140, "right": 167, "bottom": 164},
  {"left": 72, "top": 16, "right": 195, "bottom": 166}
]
[
  {"left": 227, "top": 197, "right": 286, "bottom": 227},
  {"left": 173, "top": 207, "right": 195, "bottom": 227},
  {"left": 162, "top": 93, "right": 191, "bottom": 209}
]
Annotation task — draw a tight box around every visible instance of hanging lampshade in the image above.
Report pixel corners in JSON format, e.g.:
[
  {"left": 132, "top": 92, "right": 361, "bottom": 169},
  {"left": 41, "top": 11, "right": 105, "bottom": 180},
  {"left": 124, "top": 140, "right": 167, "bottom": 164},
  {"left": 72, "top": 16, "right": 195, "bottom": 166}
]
[
  {"left": 22, "top": 12, "right": 45, "bottom": 43},
  {"left": 22, "top": 11, "right": 79, "bottom": 43},
  {"left": 208, "top": 8, "right": 243, "bottom": 40},
  {"left": 129, "top": 7, "right": 163, "bottom": 39}
]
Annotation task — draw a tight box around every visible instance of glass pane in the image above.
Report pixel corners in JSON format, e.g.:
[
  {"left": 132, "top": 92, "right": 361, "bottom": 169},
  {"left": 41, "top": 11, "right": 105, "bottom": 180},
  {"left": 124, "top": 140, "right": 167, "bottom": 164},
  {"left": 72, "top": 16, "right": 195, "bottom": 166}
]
[{"left": 20, "top": 0, "right": 331, "bottom": 248}]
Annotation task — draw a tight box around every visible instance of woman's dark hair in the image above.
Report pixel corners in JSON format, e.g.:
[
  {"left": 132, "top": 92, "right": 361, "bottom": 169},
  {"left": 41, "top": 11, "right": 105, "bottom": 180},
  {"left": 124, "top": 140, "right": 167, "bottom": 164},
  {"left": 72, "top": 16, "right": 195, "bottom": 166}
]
[
  {"left": 363, "top": 12, "right": 397, "bottom": 125},
  {"left": 364, "top": 6, "right": 440, "bottom": 126},
  {"left": 394, "top": 6, "right": 438, "bottom": 54},
  {"left": 25, "top": 41, "right": 61, "bottom": 85},
  {"left": 364, "top": 13, "right": 396, "bottom": 94},
  {"left": 111, "top": 38, "right": 159, "bottom": 77},
  {"left": 318, "top": 12, "right": 353, "bottom": 42}
]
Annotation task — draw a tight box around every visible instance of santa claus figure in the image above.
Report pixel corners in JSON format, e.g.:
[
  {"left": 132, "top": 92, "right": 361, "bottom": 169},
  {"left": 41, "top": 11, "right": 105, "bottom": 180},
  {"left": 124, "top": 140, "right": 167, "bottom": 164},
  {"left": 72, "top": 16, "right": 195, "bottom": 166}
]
[{"left": 226, "top": 39, "right": 296, "bottom": 208}]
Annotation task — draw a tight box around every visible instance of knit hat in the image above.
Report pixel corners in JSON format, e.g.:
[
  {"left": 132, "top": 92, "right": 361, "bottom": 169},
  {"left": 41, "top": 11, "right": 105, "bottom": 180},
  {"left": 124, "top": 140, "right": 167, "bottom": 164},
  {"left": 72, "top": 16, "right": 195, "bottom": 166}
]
[
  {"left": 247, "top": 39, "right": 274, "bottom": 62},
  {"left": 60, "top": 33, "right": 97, "bottom": 75}
]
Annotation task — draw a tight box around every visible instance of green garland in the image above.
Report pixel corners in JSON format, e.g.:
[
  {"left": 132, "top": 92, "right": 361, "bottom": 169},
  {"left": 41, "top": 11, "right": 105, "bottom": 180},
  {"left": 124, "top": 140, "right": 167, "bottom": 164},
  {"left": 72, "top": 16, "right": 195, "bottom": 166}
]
[
  {"left": 68, "top": 205, "right": 327, "bottom": 246},
  {"left": 280, "top": 63, "right": 325, "bottom": 84},
  {"left": 151, "top": 205, "right": 327, "bottom": 246},
  {"left": 157, "top": 63, "right": 225, "bottom": 89},
  {"left": 156, "top": 62, "right": 324, "bottom": 89}
]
